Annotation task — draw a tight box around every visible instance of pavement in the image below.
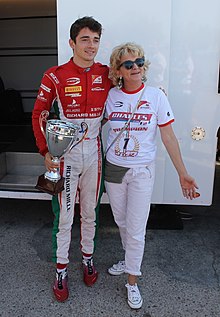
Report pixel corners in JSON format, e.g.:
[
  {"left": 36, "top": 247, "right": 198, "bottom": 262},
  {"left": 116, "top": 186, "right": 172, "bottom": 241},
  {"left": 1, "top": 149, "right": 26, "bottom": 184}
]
[{"left": 1, "top": 165, "right": 220, "bottom": 317}]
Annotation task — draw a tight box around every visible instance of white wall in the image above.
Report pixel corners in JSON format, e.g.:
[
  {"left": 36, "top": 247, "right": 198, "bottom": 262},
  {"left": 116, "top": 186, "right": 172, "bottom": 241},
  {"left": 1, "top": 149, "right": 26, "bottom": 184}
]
[{"left": 56, "top": 0, "right": 220, "bottom": 205}]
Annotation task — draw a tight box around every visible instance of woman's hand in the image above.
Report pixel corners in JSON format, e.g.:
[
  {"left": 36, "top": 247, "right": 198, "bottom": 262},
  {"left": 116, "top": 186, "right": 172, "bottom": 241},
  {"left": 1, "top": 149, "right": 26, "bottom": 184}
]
[
  {"left": 160, "top": 125, "right": 199, "bottom": 200},
  {"left": 179, "top": 174, "right": 199, "bottom": 199}
]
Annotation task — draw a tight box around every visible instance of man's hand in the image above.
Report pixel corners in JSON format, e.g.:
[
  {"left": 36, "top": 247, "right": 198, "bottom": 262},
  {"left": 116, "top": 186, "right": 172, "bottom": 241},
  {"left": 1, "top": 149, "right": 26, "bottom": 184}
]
[{"left": 44, "top": 152, "right": 59, "bottom": 172}]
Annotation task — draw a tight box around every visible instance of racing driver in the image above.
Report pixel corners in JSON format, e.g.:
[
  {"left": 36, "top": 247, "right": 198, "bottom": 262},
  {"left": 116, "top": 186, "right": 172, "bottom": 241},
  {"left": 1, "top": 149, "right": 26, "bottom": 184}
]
[{"left": 32, "top": 16, "right": 112, "bottom": 302}]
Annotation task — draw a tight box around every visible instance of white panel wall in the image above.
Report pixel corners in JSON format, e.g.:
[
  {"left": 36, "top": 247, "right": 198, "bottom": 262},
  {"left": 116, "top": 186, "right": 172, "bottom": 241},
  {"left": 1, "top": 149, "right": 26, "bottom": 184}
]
[
  {"left": 56, "top": 0, "right": 220, "bottom": 205},
  {"left": 165, "top": 0, "right": 220, "bottom": 205}
]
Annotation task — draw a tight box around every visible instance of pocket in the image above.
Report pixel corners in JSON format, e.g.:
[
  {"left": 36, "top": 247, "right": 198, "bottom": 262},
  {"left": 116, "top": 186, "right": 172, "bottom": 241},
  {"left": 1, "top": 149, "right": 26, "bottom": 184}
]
[
  {"left": 146, "top": 166, "right": 152, "bottom": 178},
  {"left": 145, "top": 162, "right": 155, "bottom": 179}
]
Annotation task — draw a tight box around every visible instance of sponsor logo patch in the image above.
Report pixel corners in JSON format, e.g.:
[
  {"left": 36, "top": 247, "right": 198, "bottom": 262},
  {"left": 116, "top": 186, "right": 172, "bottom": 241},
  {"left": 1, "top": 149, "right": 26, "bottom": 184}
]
[
  {"left": 67, "top": 99, "right": 80, "bottom": 108},
  {"left": 49, "top": 72, "right": 59, "bottom": 84},
  {"left": 137, "top": 100, "right": 150, "bottom": 109},
  {"left": 91, "top": 87, "right": 105, "bottom": 91},
  {"left": 92, "top": 75, "right": 102, "bottom": 84},
  {"left": 37, "top": 90, "right": 47, "bottom": 102},
  {"left": 65, "top": 93, "right": 82, "bottom": 97},
  {"left": 110, "top": 112, "right": 152, "bottom": 123},
  {"left": 66, "top": 77, "right": 80, "bottom": 85},
  {"left": 65, "top": 86, "right": 82, "bottom": 93},
  {"left": 66, "top": 166, "right": 71, "bottom": 211},
  {"left": 114, "top": 101, "right": 123, "bottom": 107}
]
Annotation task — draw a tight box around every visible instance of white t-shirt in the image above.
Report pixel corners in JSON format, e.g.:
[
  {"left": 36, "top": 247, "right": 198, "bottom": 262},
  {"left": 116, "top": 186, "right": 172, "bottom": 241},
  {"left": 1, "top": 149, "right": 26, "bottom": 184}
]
[{"left": 104, "top": 84, "right": 174, "bottom": 168}]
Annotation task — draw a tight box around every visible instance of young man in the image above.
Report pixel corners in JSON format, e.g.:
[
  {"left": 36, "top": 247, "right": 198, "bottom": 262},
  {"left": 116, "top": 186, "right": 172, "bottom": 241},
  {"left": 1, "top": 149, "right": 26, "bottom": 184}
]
[{"left": 32, "top": 16, "right": 112, "bottom": 302}]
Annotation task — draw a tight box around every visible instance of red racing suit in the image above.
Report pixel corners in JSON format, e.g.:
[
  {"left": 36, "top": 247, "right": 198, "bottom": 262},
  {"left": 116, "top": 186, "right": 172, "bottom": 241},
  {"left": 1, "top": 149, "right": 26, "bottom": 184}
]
[{"left": 32, "top": 58, "right": 112, "bottom": 264}]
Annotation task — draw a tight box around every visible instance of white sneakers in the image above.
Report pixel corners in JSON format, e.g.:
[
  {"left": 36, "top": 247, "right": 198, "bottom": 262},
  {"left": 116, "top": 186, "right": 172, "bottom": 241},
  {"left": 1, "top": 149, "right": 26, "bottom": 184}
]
[
  {"left": 125, "top": 283, "right": 143, "bottom": 309},
  {"left": 108, "top": 260, "right": 126, "bottom": 276},
  {"left": 108, "top": 260, "right": 143, "bottom": 309}
]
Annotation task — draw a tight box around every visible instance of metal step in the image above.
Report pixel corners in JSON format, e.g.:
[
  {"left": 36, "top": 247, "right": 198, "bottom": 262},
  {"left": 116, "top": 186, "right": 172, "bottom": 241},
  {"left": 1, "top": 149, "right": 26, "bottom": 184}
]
[
  {"left": 0, "top": 151, "right": 109, "bottom": 202},
  {"left": 0, "top": 152, "right": 45, "bottom": 192}
]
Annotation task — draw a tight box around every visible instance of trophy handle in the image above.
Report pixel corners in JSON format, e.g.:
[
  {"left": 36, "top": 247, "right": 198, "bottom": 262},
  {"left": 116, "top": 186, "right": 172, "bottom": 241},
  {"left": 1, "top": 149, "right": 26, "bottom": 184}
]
[
  {"left": 69, "top": 122, "right": 88, "bottom": 151},
  {"left": 39, "top": 110, "right": 50, "bottom": 139}
]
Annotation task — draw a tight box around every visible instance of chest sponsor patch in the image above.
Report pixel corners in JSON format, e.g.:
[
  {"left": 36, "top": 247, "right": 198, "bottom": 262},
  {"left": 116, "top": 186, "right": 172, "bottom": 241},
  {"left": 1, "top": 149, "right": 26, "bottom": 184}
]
[
  {"left": 66, "top": 77, "right": 80, "bottom": 85},
  {"left": 137, "top": 100, "right": 150, "bottom": 109},
  {"left": 109, "top": 112, "right": 152, "bottom": 123},
  {"left": 65, "top": 86, "right": 82, "bottom": 93},
  {"left": 91, "top": 87, "right": 105, "bottom": 91},
  {"left": 92, "top": 75, "right": 102, "bottom": 84}
]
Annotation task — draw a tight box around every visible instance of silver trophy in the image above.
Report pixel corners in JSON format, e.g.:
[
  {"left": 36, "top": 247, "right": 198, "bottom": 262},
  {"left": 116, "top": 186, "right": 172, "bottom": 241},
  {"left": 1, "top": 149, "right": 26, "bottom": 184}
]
[{"left": 35, "top": 110, "right": 88, "bottom": 195}]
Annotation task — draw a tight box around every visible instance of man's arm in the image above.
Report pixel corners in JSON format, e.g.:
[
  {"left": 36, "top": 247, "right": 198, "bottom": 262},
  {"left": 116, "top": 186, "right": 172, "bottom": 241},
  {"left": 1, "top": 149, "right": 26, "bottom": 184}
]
[
  {"left": 32, "top": 74, "right": 60, "bottom": 172},
  {"left": 32, "top": 74, "right": 56, "bottom": 156}
]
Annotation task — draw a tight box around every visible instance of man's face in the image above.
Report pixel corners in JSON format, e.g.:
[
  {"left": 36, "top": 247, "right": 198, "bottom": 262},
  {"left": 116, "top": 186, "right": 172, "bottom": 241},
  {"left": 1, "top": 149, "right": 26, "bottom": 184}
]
[{"left": 69, "top": 27, "right": 100, "bottom": 67}]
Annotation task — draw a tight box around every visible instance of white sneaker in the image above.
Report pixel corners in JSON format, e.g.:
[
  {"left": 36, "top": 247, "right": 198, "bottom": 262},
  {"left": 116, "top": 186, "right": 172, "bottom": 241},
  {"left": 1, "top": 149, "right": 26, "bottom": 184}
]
[
  {"left": 108, "top": 260, "right": 125, "bottom": 276},
  {"left": 125, "top": 283, "right": 143, "bottom": 309}
]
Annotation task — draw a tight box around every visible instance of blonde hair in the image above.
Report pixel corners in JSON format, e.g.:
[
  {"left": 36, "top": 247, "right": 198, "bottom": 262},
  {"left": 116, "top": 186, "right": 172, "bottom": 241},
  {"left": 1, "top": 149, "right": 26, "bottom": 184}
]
[{"left": 109, "top": 42, "right": 150, "bottom": 86}]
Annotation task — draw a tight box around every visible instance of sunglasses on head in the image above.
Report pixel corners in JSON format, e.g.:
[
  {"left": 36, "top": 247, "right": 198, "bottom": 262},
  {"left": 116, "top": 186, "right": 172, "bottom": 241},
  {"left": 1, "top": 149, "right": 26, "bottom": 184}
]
[{"left": 119, "top": 57, "right": 145, "bottom": 70}]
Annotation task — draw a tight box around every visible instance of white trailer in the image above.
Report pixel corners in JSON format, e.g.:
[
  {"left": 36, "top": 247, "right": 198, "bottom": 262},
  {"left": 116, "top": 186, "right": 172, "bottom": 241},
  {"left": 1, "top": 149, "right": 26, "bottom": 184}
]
[{"left": 0, "top": 0, "right": 219, "bottom": 205}]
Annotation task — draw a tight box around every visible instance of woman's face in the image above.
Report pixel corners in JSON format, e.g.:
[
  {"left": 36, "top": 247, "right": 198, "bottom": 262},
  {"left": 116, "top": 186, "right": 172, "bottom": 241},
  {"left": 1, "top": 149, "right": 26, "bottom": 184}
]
[{"left": 117, "top": 54, "right": 145, "bottom": 88}]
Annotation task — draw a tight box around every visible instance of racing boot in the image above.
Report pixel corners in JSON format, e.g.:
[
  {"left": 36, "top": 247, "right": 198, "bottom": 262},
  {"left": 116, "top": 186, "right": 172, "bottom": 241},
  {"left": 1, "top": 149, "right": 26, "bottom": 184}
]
[
  {"left": 82, "top": 257, "right": 98, "bottom": 286},
  {"left": 53, "top": 268, "right": 69, "bottom": 302}
]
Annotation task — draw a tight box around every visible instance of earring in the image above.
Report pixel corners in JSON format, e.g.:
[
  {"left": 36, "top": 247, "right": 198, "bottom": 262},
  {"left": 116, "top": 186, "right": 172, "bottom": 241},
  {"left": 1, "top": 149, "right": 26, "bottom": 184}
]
[{"left": 117, "top": 76, "right": 123, "bottom": 89}]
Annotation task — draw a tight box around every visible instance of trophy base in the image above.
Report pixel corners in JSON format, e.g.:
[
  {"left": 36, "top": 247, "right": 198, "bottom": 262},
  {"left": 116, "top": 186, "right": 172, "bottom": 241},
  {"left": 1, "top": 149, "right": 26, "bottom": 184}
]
[{"left": 35, "top": 174, "right": 65, "bottom": 195}]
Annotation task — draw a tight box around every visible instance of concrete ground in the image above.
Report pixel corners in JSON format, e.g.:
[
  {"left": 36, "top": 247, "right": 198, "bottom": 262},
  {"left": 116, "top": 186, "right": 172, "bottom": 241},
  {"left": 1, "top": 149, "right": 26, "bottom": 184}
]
[{"left": 1, "top": 165, "right": 220, "bottom": 317}]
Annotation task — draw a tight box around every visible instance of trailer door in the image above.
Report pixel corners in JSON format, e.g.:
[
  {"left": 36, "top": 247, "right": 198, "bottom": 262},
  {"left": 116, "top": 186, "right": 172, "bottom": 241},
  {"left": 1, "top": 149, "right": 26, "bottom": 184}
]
[
  {"left": 163, "top": 0, "right": 220, "bottom": 205},
  {"left": 57, "top": 0, "right": 172, "bottom": 203},
  {"left": 56, "top": 0, "right": 220, "bottom": 205}
]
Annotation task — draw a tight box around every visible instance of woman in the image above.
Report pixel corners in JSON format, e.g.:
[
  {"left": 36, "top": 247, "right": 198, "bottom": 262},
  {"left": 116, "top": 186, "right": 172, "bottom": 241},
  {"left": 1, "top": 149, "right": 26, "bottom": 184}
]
[{"left": 104, "top": 42, "right": 198, "bottom": 309}]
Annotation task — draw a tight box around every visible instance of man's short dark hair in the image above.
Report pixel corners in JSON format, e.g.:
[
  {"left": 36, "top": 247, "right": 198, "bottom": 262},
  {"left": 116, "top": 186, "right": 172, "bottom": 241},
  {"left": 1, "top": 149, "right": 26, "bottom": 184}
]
[{"left": 70, "top": 16, "right": 102, "bottom": 42}]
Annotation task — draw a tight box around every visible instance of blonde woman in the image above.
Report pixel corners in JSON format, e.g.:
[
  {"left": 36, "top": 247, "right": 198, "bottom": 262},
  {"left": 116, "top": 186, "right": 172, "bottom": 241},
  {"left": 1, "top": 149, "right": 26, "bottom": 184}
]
[{"left": 104, "top": 42, "right": 198, "bottom": 309}]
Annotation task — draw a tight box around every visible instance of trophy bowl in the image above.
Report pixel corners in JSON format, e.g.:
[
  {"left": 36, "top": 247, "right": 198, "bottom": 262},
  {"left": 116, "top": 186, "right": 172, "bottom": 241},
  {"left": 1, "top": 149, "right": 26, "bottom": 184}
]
[
  {"left": 35, "top": 111, "right": 88, "bottom": 195},
  {"left": 44, "top": 119, "right": 80, "bottom": 182}
]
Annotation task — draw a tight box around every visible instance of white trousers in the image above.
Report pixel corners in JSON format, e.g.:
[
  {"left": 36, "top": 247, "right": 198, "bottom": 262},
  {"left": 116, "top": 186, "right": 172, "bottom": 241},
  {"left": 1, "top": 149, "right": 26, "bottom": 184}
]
[
  {"left": 105, "top": 163, "right": 155, "bottom": 276},
  {"left": 52, "top": 137, "right": 102, "bottom": 264}
]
